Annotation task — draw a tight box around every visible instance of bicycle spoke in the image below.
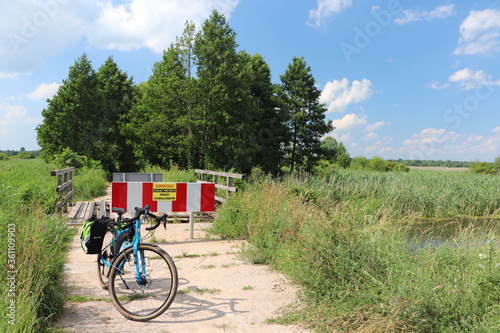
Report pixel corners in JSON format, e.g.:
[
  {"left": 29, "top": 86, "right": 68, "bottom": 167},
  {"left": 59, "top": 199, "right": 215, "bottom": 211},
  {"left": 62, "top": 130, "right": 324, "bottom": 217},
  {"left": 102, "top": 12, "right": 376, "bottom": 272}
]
[
  {"left": 97, "top": 226, "right": 117, "bottom": 289},
  {"left": 108, "top": 244, "right": 178, "bottom": 321}
]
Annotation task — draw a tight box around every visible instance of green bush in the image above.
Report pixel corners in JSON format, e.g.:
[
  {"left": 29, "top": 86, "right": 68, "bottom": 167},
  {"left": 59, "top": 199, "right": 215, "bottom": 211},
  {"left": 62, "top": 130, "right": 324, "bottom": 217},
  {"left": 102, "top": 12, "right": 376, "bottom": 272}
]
[
  {"left": 472, "top": 161, "right": 494, "bottom": 174},
  {"left": 54, "top": 148, "right": 84, "bottom": 168},
  {"left": 73, "top": 167, "right": 108, "bottom": 200},
  {"left": 14, "top": 151, "right": 36, "bottom": 159},
  {"left": 493, "top": 156, "right": 500, "bottom": 173}
]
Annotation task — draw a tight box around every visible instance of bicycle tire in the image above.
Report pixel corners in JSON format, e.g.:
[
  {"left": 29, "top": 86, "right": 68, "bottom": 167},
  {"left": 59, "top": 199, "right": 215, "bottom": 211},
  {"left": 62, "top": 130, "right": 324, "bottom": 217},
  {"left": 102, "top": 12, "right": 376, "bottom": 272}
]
[
  {"left": 108, "top": 243, "right": 178, "bottom": 321},
  {"left": 97, "top": 226, "right": 117, "bottom": 289}
]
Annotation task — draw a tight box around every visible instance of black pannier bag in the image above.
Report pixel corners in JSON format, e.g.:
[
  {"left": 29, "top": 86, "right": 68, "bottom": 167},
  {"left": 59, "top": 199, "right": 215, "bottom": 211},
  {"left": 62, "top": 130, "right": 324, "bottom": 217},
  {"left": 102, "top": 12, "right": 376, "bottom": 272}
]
[{"left": 80, "top": 216, "right": 107, "bottom": 254}]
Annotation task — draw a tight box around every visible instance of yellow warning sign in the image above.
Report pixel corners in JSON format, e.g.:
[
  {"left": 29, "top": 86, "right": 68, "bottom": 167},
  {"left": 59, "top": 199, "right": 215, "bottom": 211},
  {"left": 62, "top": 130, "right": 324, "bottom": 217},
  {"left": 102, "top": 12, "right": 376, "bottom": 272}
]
[{"left": 152, "top": 183, "right": 177, "bottom": 201}]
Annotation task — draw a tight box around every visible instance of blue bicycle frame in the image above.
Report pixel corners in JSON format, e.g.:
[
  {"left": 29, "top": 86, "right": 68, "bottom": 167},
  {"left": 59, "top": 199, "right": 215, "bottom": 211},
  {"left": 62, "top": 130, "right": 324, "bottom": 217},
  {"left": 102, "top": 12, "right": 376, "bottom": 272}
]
[
  {"left": 100, "top": 216, "right": 142, "bottom": 278},
  {"left": 100, "top": 205, "right": 168, "bottom": 287}
]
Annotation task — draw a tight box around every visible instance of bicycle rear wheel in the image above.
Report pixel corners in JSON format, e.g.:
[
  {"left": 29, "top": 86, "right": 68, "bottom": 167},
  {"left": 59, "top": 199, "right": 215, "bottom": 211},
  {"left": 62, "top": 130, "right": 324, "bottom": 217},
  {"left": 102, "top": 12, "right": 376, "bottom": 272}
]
[
  {"left": 108, "top": 243, "right": 178, "bottom": 321},
  {"left": 97, "top": 226, "right": 117, "bottom": 289}
]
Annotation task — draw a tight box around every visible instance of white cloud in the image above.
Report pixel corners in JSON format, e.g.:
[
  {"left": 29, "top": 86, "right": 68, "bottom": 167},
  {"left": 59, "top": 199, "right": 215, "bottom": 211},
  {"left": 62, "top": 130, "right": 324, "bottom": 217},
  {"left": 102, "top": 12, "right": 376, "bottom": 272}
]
[
  {"left": 428, "top": 80, "right": 450, "bottom": 90},
  {"left": 448, "top": 68, "right": 500, "bottom": 89},
  {"left": 0, "top": 102, "right": 27, "bottom": 127},
  {"left": 86, "top": 0, "right": 239, "bottom": 53},
  {"left": 331, "top": 113, "right": 367, "bottom": 131},
  {"left": 0, "top": 101, "right": 40, "bottom": 139},
  {"left": 0, "top": 0, "right": 240, "bottom": 76},
  {"left": 363, "top": 132, "right": 378, "bottom": 140},
  {"left": 395, "top": 4, "right": 455, "bottom": 25},
  {"left": 459, "top": 133, "right": 499, "bottom": 157},
  {"left": 398, "top": 127, "right": 500, "bottom": 161},
  {"left": 365, "top": 121, "right": 387, "bottom": 132},
  {"left": 403, "top": 128, "right": 459, "bottom": 146},
  {"left": 0, "top": 0, "right": 98, "bottom": 77},
  {"left": 308, "top": 0, "right": 352, "bottom": 28},
  {"left": 320, "top": 78, "right": 374, "bottom": 113},
  {"left": 26, "top": 82, "right": 60, "bottom": 100},
  {"left": 454, "top": 9, "right": 500, "bottom": 55},
  {"left": 362, "top": 121, "right": 387, "bottom": 141}
]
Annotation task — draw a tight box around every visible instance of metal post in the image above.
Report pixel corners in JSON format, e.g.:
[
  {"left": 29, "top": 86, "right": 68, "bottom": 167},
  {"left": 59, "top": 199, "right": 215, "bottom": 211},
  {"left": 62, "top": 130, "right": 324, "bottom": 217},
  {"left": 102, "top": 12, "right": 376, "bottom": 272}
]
[{"left": 189, "top": 212, "right": 195, "bottom": 239}]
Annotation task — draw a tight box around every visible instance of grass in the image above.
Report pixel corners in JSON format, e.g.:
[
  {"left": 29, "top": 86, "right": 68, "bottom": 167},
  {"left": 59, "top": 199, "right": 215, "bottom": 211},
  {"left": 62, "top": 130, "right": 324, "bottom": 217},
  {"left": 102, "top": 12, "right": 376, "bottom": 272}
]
[
  {"left": 66, "top": 295, "right": 109, "bottom": 302},
  {"left": 0, "top": 159, "right": 107, "bottom": 332},
  {"left": 213, "top": 323, "right": 231, "bottom": 331},
  {"left": 178, "top": 287, "right": 222, "bottom": 295},
  {"left": 175, "top": 252, "right": 202, "bottom": 258},
  {"left": 211, "top": 169, "right": 500, "bottom": 332},
  {"left": 193, "top": 287, "right": 221, "bottom": 295}
]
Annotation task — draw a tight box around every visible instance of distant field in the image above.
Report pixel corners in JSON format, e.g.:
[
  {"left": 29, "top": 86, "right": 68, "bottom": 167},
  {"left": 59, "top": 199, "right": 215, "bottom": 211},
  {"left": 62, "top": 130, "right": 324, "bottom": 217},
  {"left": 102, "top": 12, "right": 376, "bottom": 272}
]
[{"left": 408, "top": 166, "right": 470, "bottom": 172}]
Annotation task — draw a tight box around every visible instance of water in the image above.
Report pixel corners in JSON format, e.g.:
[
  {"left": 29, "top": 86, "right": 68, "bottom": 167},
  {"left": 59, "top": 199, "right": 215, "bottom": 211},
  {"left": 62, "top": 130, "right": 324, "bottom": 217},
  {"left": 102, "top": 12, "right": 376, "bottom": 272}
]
[{"left": 405, "top": 216, "right": 500, "bottom": 250}]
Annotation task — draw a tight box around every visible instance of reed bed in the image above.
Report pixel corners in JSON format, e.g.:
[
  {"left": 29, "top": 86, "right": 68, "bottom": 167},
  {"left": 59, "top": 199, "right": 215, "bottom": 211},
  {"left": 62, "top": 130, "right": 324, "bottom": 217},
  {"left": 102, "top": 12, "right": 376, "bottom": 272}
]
[{"left": 212, "top": 169, "right": 500, "bottom": 332}]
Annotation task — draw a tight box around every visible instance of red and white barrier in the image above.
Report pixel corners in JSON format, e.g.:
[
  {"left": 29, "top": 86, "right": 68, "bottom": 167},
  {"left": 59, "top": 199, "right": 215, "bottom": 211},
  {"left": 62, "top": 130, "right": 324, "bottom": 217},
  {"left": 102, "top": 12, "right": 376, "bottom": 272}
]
[{"left": 111, "top": 182, "right": 215, "bottom": 212}]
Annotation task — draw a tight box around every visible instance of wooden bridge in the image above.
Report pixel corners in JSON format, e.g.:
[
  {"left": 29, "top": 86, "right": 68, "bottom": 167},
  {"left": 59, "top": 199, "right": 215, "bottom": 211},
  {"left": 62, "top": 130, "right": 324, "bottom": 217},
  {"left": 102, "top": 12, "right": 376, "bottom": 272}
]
[{"left": 67, "top": 200, "right": 109, "bottom": 224}]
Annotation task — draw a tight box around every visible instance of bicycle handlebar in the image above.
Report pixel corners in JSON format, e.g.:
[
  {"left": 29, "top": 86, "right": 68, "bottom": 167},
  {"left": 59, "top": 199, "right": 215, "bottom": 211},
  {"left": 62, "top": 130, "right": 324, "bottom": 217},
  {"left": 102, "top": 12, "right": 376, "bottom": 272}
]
[
  {"left": 145, "top": 212, "right": 168, "bottom": 230},
  {"left": 112, "top": 205, "right": 168, "bottom": 230}
]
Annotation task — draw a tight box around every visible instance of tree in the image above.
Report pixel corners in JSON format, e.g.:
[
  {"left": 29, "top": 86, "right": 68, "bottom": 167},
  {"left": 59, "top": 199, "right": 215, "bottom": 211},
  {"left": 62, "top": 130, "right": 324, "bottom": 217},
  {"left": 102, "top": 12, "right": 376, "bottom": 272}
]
[
  {"left": 471, "top": 161, "right": 493, "bottom": 174},
  {"left": 129, "top": 12, "right": 284, "bottom": 174},
  {"left": 351, "top": 156, "right": 369, "bottom": 170},
  {"left": 369, "top": 156, "right": 390, "bottom": 172},
  {"left": 194, "top": 10, "right": 254, "bottom": 172},
  {"left": 96, "top": 56, "right": 136, "bottom": 172},
  {"left": 238, "top": 52, "right": 286, "bottom": 174},
  {"left": 493, "top": 156, "right": 500, "bottom": 174},
  {"left": 37, "top": 54, "right": 136, "bottom": 174},
  {"left": 175, "top": 20, "right": 200, "bottom": 168},
  {"left": 126, "top": 45, "right": 189, "bottom": 169},
  {"left": 276, "top": 57, "right": 333, "bottom": 172},
  {"left": 321, "top": 136, "right": 351, "bottom": 168},
  {"left": 37, "top": 53, "right": 99, "bottom": 159}
]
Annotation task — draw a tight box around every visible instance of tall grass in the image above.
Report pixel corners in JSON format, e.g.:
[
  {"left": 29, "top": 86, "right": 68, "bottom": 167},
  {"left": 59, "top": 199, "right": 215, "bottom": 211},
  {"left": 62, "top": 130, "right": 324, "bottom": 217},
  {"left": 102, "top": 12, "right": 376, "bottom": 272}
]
[
  {"left": 212, "top": 170, "right": 500, "bottom": 332},
  {"left": 290, "top": 169, "right": 500, "bottom": 218},
  {"left": 0, "top": 159, "right": 107, "bottom": 332}
]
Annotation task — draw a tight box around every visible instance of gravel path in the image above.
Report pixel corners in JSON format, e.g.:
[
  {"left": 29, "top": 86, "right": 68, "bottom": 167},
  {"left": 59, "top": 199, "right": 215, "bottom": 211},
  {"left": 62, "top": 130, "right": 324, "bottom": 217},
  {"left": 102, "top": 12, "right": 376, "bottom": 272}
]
[{"left": 54, "top": 210, "right": 308, "bottom": 332}]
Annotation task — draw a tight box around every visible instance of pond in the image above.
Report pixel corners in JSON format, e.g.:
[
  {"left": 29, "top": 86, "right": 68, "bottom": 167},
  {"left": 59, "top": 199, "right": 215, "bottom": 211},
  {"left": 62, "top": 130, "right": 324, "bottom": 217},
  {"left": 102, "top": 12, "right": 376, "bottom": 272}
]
[{"left": 403, "top": 216, "right": 500, "bottom": 250}]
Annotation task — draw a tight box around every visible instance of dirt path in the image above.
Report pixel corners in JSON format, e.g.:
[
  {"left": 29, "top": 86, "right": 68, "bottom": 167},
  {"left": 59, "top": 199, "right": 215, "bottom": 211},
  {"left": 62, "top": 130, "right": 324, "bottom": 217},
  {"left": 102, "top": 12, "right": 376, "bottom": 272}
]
[{"left": 55, "top": 194, "right": 308, "bottom": 333}]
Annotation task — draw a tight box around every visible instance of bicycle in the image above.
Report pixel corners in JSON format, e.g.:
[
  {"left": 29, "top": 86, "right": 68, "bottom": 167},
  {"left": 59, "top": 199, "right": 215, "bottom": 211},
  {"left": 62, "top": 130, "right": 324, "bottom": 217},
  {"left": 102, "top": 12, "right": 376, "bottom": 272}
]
[{"left": 96, "top": 205, "right": 178, "bottom": 321}]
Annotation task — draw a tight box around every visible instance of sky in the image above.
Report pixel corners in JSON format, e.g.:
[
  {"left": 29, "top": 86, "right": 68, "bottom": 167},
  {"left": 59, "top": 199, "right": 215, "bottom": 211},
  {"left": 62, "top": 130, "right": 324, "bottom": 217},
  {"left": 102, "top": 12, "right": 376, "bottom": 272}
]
[{"left": 0, "top": 0, "right": 499, "bottom": 162}]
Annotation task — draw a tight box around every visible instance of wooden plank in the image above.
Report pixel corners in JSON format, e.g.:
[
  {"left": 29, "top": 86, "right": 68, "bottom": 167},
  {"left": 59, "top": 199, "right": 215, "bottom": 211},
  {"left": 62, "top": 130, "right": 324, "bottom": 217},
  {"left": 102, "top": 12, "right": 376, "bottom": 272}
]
[
  {"left": 194, "top": 169, "right": 245, "bottom": 179},
  {"left": 196, "top": 180, "right": 237, "bottom": 192},
  {"left": 56, "top": 178, "right": 74, "bottom": 192},
  {"left": 50, "top": 167, "right": 75, "bottom": 177},
  {"left": 98, "top": 200, "right": 107, "bottom": 218},
  {"left": 67, "top": 202, "right": 83, "bottom": 220},
  {"left": 83, "top": 201, "right": 95, "bottom": 221}
]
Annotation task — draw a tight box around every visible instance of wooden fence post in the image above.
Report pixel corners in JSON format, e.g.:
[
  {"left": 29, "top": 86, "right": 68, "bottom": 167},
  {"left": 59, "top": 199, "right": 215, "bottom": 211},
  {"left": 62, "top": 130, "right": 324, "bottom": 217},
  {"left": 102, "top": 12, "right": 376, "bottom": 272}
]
[
  {"left": 51, "top": 167, "right": 75, "bottom": 213},
  {"left": 194, "top": 169, "right": 245, "bottom": 203}
]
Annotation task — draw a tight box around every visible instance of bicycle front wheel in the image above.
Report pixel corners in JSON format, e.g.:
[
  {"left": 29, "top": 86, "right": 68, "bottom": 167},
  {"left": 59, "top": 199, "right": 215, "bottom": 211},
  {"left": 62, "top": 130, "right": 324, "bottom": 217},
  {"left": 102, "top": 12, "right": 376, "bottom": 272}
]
[{"left": 108, "top": 244, "right": 178, "bottom": 321}]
